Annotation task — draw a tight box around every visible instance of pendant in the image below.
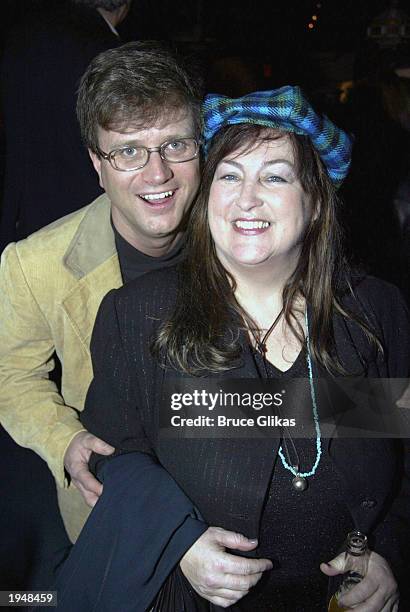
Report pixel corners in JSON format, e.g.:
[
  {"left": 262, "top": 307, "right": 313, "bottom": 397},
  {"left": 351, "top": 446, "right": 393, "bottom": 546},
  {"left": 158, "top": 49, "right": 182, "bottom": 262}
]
[{"left": 292, "top": 475, "right": 308, "bottom": 491}]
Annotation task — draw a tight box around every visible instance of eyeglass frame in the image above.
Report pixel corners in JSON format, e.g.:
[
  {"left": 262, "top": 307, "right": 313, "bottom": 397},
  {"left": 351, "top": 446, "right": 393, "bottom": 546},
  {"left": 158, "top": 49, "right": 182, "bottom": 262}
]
[{"left": 96, "top": 137, "right": 201, "bottom": 172}]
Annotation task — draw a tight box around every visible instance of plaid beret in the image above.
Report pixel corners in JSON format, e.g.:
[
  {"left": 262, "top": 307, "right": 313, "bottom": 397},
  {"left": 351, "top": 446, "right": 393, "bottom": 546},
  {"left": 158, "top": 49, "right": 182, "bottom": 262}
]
[{"left": 202, "top": 86, "right": 353, "bottom": 187}]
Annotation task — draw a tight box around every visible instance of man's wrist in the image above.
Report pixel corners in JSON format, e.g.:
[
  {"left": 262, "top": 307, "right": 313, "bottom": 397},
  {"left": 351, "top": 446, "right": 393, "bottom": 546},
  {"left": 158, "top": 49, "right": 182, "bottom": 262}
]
[{"left": 48, "top": 425, "right": 88, "bottom": 488}]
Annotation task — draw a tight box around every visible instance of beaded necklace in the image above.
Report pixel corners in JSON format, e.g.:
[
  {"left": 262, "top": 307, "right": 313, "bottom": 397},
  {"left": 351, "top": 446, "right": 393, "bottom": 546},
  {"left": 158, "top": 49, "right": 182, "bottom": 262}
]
[{"left": 252, "top": 308, "right": 322, "bottom": 491}]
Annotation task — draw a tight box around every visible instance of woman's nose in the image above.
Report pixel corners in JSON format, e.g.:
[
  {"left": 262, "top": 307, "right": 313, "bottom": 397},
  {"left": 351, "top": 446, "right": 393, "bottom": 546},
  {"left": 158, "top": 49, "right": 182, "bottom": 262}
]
[{"left": 236, "top": 182, "right": 263, "bottom": 211}]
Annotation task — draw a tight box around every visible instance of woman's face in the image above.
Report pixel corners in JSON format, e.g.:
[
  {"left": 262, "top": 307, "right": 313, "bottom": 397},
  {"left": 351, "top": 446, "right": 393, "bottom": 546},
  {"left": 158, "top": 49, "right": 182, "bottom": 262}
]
[{"left": 208, "top": 135, "right": 313, "bottom": 275}]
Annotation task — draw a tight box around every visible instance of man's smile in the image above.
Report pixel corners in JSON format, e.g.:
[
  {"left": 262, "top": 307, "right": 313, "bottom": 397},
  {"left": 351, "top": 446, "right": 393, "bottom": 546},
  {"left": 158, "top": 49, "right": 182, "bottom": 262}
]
[{"left": 138, "top": 189, "right": 176, "bottom": 203}]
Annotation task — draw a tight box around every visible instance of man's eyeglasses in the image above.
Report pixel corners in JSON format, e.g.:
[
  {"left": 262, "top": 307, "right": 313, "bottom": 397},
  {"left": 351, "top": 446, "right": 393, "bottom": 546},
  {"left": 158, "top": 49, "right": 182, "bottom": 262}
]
[{"left": 97, "top": 137, "right": 200, "bottom": 172}]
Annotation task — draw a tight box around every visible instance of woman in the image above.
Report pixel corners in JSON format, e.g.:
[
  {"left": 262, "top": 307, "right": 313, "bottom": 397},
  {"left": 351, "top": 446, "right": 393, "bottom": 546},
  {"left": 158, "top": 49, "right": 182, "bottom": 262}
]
[{"left": 78, "top": 87, "right": 409, "bottom": 611}]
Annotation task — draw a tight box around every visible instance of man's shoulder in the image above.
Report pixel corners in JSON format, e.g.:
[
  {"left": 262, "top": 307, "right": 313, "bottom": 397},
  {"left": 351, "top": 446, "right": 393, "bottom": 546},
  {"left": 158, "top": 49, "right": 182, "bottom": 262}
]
[
  {"left": 19, "top": 194, "right": 109, "bottom": 253},
  {"left": 3, "top": 195, "right": 110, "bottom": 267}
]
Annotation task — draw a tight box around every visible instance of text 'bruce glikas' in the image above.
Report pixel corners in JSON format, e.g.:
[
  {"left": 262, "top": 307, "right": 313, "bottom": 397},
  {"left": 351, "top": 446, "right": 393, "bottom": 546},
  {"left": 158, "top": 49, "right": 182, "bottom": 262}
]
[{"left": 170, "top": 414, "right": 296, "bottom": 428}]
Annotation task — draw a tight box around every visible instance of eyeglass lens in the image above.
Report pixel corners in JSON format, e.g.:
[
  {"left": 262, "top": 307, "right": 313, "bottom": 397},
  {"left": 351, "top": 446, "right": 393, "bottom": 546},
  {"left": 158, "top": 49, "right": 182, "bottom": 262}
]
[{"left": 112, "top": 138, "right": 198, "bottom": 170}]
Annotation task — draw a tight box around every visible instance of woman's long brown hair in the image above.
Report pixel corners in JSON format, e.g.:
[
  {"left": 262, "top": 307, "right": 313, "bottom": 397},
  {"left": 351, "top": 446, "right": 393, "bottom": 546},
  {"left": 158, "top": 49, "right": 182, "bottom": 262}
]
[{"left": 153, "top": 124, "right": 381, "bottom": 375}]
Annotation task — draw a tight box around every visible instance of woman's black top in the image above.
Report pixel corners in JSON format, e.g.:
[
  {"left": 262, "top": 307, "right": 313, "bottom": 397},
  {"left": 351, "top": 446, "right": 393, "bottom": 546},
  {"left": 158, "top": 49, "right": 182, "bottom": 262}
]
[
  {"left": 233, "top": 354, "right": 353, "bottom": 611},
  {"left": 82, "top": 266, "right": 410, "bottom": 610}
]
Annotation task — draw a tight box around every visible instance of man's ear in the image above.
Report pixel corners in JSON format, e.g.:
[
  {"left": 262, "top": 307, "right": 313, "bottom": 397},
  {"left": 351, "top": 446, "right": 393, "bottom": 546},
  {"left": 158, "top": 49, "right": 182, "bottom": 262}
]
[{"left": 89, "top": 149, "right": 104, "bottom": 189}]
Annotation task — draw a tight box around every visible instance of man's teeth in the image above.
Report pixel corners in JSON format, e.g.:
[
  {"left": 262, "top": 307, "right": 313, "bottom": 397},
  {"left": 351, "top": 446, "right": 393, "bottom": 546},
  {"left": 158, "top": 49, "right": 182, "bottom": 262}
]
[
  {"left": 234, "top": 220, "right": 270, "bottom": 229},
  {"left": 140, "top": 190, "right": 174, "bottom": 201}
]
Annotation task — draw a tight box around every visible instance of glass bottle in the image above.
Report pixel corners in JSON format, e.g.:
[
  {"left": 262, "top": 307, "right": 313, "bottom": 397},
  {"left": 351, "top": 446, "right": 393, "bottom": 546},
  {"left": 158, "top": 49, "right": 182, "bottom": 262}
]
[{"left": 328, "top": 531, "right": 370, "bottom": 612}]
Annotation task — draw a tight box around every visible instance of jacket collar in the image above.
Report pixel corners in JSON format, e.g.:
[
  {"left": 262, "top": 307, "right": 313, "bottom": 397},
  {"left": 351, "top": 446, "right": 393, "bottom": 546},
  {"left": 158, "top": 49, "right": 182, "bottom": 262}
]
[{"left": 63, "top": 193, "right": 117, "bottom": 279}]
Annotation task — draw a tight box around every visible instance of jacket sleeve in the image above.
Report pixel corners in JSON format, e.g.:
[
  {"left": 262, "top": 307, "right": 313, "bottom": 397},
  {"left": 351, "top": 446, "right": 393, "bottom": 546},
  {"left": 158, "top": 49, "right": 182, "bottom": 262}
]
[
  {"left": 53, "top": 453, "right": 207, "bottom": 612},
  {"left": 0, "top": 243, "right": 85, "bottom": 487},
  {"left": 81, "top": 288, "right": 154, "bottom": 475}
]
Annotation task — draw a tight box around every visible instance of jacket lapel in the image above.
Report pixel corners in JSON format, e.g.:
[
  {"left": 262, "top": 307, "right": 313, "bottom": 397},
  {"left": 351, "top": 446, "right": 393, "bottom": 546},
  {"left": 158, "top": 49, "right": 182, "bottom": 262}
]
[{"left": 61, "top": 195, "right": 122, "bottom": 349}]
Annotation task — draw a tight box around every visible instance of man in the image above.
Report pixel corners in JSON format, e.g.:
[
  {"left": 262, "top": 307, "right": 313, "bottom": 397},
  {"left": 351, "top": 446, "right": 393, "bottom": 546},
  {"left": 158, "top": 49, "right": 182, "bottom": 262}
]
[
  {"left": 0, "top": 40, "right": 202, "bottom": 543},
  {"left": 0, "top": 5, "right": 132, "bottom": 589}
]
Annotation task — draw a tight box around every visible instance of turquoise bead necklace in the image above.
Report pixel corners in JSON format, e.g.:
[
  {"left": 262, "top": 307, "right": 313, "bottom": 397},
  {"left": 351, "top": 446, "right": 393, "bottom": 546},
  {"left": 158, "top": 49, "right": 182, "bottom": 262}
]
[{"left": 254, "top": 308, "right": 322, "bottom": 492}]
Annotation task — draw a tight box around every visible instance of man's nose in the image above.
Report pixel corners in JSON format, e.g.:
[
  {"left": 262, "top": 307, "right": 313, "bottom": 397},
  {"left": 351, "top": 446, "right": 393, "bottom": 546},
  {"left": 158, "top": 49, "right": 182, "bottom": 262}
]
[{"left": 141, "top": 151, "right": 173, "bottom": 184}]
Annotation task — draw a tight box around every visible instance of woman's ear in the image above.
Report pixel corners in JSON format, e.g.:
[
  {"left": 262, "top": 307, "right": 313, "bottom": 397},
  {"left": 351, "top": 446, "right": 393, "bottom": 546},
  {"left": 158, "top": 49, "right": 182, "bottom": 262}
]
[{"left": 312, "top": 199, "right": 321, "bottom": 223}]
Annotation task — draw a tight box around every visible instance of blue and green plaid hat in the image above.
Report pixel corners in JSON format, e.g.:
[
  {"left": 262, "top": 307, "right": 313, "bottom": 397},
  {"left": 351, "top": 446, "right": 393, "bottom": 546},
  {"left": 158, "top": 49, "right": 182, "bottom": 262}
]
[{"left": 202, "top": 86, "right": 353, "bottom": 188}]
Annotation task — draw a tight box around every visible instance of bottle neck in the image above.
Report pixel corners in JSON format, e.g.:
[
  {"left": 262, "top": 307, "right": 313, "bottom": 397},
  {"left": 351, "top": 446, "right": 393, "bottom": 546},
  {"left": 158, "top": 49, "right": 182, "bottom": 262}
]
[{"left": 346, "top": 531, "right": 368, "bottom": 556}]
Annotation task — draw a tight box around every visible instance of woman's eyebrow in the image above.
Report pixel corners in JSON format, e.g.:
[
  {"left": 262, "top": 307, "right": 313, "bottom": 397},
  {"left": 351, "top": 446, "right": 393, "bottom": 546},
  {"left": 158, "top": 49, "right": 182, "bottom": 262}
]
[
  {"left": 220, "top": 159, "right": 243, "bottom": 169},
  {"left": 220, "top": 158, "right": 295, "bottom": 169},
  {"left": 262, "top": 158, "right": 295, "bottom": 168}
]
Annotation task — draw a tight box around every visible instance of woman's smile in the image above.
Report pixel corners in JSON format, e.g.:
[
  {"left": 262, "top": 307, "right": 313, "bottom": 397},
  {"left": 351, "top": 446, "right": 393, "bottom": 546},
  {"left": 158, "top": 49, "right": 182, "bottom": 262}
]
[{"left": 232, "top": 218, "right": 271, "bottom": 234}]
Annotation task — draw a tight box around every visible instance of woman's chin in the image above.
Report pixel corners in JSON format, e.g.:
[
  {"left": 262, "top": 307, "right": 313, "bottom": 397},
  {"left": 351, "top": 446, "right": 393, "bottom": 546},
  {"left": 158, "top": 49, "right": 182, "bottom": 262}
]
[{"left": 228, "top": 251, "right": 272, "bottom": 268}]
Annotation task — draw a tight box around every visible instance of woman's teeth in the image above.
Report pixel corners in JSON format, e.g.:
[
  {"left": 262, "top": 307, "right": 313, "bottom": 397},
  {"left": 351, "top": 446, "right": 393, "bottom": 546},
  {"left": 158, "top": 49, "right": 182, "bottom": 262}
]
[{"left": 234, "top": 220, "right": 270, "bottom": 229}]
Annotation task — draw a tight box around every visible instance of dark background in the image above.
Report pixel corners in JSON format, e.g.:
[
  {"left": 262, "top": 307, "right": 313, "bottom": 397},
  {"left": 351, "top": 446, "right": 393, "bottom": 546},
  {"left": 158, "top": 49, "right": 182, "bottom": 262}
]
[
  {"left": 0, "top": 0, "right": 409, "bottom": 602},
  {"left": 0, "top": 1, "right": 407, "bottom": 72},
  {"left": 0, "top": 0, "right": 404, "bottom": 48},
  {"left": 2, "top": 0, "right": 409, "bottom": 287},
  {"left": 1, "top": 0, "right": 409, "bottom": 135}
]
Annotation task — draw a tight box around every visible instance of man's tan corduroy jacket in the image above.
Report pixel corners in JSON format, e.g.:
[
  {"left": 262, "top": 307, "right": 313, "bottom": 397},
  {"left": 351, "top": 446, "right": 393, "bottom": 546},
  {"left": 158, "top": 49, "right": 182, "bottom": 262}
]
[{"left": 0, "top": 194, "right": 122, "bottom": 541}]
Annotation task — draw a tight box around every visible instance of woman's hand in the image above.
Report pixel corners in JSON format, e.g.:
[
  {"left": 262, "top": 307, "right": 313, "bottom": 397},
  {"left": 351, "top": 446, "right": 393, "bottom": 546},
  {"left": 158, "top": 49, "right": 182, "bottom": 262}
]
[
  {"left": 320, "top": 550, "right": 399, "bottom": 611},
  {"left": 180, "top": 526, "right": 273, "bottom": 608}
]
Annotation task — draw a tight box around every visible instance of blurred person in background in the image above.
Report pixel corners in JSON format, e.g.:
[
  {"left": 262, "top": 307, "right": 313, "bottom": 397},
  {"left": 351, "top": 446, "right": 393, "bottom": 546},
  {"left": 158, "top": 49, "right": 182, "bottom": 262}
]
[
  {"left": 340, "top": 47, "right": 410, "bottom": 305},
  {"left": 0, "top": 0, "right": 132, "bottom": 251}
]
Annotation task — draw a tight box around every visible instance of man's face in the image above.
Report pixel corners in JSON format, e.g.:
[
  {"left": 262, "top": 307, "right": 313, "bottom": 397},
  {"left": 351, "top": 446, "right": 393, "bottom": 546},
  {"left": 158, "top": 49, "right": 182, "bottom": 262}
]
[{"left": 90, "top": 109, "right": 200, "bottom": 255}]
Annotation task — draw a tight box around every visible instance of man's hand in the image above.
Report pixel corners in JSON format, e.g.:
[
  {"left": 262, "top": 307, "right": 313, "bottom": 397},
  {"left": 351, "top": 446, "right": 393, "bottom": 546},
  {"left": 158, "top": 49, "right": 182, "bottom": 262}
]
[
  {"left": 321, "top": 550, "right": 399, "bottom": 611},
  {"left": 64, "top": 431, "right": 115, "bottom": 507},
  {"left": 180, "top": 526, "right": 272, "bottom": 608}
]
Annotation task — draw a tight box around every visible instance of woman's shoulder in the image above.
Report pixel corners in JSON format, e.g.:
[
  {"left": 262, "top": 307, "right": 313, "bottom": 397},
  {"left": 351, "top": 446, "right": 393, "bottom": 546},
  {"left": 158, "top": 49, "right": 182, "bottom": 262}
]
[
  {"left": 344, "top": 273, "right": 409, "bottom": 319},
  {"left": 116, "top": 265, "right": 179, "bottom": 301},
  {"left": 97, "top": 265, "right": 180, "bottom": 331},
  {"left": 342, "top": 272, "right": 410, "bottom": 356},
  {"left": 336, "top": 273, "right": 410, "bottom": 377}
]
